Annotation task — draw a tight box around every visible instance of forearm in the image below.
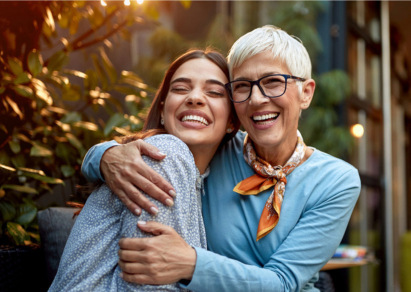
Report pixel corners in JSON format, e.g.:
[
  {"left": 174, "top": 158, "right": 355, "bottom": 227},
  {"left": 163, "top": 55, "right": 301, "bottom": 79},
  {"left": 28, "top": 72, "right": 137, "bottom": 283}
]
[{"left": 184, "top": 248, "right": 284, "bottom": 292}]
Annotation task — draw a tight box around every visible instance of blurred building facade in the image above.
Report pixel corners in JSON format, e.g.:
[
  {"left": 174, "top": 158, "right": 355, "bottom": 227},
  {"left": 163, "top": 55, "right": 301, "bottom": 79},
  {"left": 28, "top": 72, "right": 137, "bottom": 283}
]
[{"left": 151, "top": 1, "right": 411, "bottom": 291}]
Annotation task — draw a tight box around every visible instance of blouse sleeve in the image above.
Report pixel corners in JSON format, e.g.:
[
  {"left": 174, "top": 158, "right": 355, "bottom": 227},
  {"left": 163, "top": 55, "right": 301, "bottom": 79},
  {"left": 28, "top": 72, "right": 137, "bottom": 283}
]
[
  {"left": 50, "top": 134, "right": 205, "bottom": 291},
  {"left": 48, "top": 184, "right": 125, "bottom": 291},
  {"left": 184, "top": 168, "right": 361, "bottom": 292}
]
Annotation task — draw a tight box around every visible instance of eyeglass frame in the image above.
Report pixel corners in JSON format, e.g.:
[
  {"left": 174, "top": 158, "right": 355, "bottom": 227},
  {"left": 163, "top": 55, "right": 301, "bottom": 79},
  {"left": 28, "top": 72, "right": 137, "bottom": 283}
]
[{"left": 225, "top": 74, "right": 306, "bottom": 103}]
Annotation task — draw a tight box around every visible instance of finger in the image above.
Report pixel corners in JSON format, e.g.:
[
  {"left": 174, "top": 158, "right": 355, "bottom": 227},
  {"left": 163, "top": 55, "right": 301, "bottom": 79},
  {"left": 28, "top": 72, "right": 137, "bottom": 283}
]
[
  {"left": 114, "top": 188, "right": 142, "bottom": 216},
  {"left": 135, "top": 162, "right": 177, "bottom": 201},
  {"left": 118, "top": 260, "right": 146, "bottom": 274},
  {"left": 120, "top": 271, "right": 151, "bottom": 285},
  {"left": 118, "top": 249, "right": 141, "bottom": 262},
  {"left": 136, "top": 140, "right": 166, "bottom": 160},
  {"left": 113, "top": 179, "right": 161, "bottom": 216},
  {"left": 135, "top": 140, "right": 177, "bottom": 198},
  {"left": 119, "top": 237, "right": 147, "bottom": 250},
  {"left": 127, "top": 176, "right": 176, "bottom": 215},
  {"left": 137, "top": 221, "right": 174, "bottom": 236}
]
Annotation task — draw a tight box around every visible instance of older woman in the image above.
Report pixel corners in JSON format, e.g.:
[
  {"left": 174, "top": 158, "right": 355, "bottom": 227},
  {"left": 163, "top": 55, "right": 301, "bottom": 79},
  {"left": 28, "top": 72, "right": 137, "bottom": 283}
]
[{"left": 82, "top": 26, "right": 361, "bottom": 291}]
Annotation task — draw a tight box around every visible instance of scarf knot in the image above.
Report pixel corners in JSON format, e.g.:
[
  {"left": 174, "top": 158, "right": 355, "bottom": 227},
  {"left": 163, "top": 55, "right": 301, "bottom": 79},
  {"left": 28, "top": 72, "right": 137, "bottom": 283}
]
[{"left": 233, "top": 131, "right": 306, "bottom": 241}]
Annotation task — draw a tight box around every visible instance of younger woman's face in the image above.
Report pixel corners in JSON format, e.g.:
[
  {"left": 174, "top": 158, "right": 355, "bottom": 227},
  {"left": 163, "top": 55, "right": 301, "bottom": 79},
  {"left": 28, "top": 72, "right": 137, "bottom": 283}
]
[{"left": 162, "top": 58, "right": 231, "bottom": 155}]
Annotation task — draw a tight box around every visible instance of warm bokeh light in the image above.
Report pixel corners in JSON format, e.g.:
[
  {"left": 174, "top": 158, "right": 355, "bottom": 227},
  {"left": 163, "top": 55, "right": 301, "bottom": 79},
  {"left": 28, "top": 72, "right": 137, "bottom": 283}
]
[
  {"left": 100, "top": 0, "right": 107, "bottom": 6},
  {"left": 136, "top": 0, "right": 144, "bottom": 4},
  {"left": 350, "top": 124, "right": 364, "bottom": 138},
  {"left": 124, "top": 0, "right": 131, "bottom": 6}
]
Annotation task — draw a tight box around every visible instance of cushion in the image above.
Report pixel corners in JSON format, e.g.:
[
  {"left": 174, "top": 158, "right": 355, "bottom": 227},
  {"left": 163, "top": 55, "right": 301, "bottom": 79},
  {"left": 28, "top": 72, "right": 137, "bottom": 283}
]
[{"left": 37, "top": 207, "right": 79, "bottom": 286}]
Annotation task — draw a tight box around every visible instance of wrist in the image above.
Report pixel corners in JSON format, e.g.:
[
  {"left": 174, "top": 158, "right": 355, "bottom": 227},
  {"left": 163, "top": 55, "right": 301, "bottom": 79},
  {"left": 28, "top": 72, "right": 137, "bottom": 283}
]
[{"left": 179, "top": 246, "right": 197, "bottom": 281}]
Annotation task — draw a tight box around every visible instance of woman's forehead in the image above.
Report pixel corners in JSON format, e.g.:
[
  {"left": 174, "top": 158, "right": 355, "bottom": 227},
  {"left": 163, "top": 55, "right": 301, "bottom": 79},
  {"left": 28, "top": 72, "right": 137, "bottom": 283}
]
[{"left": 172, "top": 58, "right": 228, "bottom": 83}]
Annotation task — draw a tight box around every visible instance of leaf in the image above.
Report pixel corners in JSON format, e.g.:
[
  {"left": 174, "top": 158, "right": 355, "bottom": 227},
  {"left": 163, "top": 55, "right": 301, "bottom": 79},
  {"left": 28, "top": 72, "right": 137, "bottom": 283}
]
[
  {"left": 6, "top": 222, "right": 29, "bottom": 246},
  {"left": 42, "top": 6, "right": 55, "bottom": 38},
  {"left": 8, "top": 140, "right": 21, "bottom": 154},
  {"left": 104, "top": 113, "right": 127, "bottom": 136},
  {"left": 143, "top": 3, "right": 160, "bottom": 20},
  {"left": 12, "top": 85, "right": 34, "bottom": 98},
  {"left": 99, "top": 48, "right": 117, "bottom": 84},
  {"left": 20, "top": 171, "right": 64, "bottom": 185},
  {"left": 0, "top": 201, "right": 16, "bottom": 221},
  {"left": 47, "top": 51, "right": 69, "bottom": 72},
  {"left": 16, "top": 200, "right": 37, "bottom": 225},
  {"left": 30, "top": 143, "right": 53, "bottom": 157},
  {"left": 65, "top": 132, "right": 83, "bottom": 150},
  {"left": 72, "top": 121, "right": 98, "bottom": 131},
  {"left": 63, "top": 69, "right": 87, "bottom": 78},
  {"left": 7, "top": 57, "right": 24, "bottom": 75},
  {"left": 62, "top": 86, "right": 81, "bottom": 101},
  {"left": 32, "top": 78, "right": 53, "bottom": 105},
  {"left": 13, "top": 72, "right": 31, "bottom": 85},
  {"left": 28, "top": 50, "right": 44, "bottom": 77},
  {"left": 180, "top": 1, "right": 192, "bottom": 9},
  {"left": 61, "top": 165, "right": 75, "bottom": 178},
  {"left": 2, "top": 184, "right": 38, "bottom": 194},
  {"left": 84, "top": 69, "right": 99, "bottom": 90},
  {"left": 91, "top": 54, "right": 108, "bottom": 89},
  {"left": 61, "top": 111, "right": 81, "bottom": 123},
  {"left": 16, "top": 133, "right": 31, "bottom": 143},
  {"left": 120, "top": 71, "right": 148, "bottom": 89},
  {"left": 5, "top": 96, "right": 23, "bottom": 119}
]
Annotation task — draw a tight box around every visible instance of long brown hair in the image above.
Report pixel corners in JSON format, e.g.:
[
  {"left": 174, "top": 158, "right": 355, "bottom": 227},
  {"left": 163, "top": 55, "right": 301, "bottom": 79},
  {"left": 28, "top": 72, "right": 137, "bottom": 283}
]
[{"left": 122, "top": 48, "right": 240, "bottom": 145}]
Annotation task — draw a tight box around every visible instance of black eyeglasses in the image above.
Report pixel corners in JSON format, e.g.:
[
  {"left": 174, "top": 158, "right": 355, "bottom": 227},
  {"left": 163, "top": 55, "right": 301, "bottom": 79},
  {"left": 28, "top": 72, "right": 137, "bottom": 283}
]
[{"left": 225, "top": 74, "right": 306, "bottom": 103}]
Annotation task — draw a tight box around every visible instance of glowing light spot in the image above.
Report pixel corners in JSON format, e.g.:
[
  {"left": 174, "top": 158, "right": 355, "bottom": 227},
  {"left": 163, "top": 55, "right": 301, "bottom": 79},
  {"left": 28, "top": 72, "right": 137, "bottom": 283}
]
[
  {"left": 136, "top": 0, "right": 144, "bottom": 4},
  {"left": 350, "top": 124, "right": 364, "bottom": 138},
  {"left": 124, "top": 0, "right": 130, "bottom": 6},
  {"left": 100, "top": 0, "right": 107, "bottom": 6}
]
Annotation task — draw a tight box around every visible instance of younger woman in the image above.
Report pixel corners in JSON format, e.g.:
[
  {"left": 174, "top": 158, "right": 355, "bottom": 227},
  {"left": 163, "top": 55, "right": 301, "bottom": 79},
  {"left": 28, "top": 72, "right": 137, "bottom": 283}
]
[{"left": 49, "top": 49, "right": 239, "bottom": 291}]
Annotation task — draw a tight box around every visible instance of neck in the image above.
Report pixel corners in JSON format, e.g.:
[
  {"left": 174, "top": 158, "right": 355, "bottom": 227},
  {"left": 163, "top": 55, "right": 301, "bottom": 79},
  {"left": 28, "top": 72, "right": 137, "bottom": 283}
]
[
  {"left": 190, "top": 145, "right": 219, "bottom": 174},
  {"left": 254, "top": 136, "right": 298, "bottom": 166}
]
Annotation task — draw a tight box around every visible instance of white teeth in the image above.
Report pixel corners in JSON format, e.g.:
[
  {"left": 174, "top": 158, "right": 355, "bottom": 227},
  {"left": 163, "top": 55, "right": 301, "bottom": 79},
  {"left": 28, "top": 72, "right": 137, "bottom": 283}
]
[
  {"left": 252, "top": 113, "right": 279, "bottom": 121},
  {"left": 181, "top": 115, "right": 209, "bottom": 126}
]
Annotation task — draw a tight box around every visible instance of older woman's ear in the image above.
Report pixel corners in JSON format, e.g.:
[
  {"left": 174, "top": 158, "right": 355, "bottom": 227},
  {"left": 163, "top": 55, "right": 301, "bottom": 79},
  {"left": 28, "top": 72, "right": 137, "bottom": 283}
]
[{"left": 300, "top": 79, "right": 316, "bottom": 110}]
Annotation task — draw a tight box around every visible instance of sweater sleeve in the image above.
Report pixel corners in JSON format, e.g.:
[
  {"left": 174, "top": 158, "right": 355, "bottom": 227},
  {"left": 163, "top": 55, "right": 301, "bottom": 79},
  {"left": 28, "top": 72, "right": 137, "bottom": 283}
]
[
  {"left": 184, "top": 168, "right": 361, "bottom": 292},
  {"left": 81, "top": 140, "right": 120, "bottom": 182}
]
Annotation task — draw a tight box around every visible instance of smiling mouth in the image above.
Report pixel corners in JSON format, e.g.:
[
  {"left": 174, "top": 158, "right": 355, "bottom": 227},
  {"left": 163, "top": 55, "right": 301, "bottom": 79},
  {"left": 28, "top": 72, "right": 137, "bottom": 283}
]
[
  {"left": 181, "top": 115, "right": 209, "bottom": 126},
  {"left": 252, "top": 113, "right": 279, "bottom": 124}
]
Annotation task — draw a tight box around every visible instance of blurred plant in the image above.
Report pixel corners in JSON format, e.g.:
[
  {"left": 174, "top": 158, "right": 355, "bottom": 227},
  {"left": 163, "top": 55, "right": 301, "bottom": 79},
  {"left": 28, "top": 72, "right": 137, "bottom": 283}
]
[
  {"left": 269, "top": 0, "right": 353, "bottom": 158},
  {"left": 0, "top": 0, "right": 161, "bottom": 246}
]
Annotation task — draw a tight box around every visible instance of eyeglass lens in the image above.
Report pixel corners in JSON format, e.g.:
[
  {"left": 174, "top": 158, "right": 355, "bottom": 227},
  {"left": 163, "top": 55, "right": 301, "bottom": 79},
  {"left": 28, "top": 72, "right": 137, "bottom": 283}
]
[{"left": 229, "top": 75, "right": 287, "bottom": 102}]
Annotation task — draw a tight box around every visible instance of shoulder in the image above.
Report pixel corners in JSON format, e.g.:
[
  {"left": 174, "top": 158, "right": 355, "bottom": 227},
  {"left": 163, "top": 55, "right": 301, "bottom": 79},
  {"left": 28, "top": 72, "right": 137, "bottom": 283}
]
[
  {"left": 311, "top": 149, "right": 359, "bottom": 177},
  {"left": 143, "top": 134, "right": 196, "bottom": 175},
  {"left": 298, "top": 148, "right": 361, "bottom": 194},
  {"left": 144, "top": 134, "right": 192, "bottom": 160}
]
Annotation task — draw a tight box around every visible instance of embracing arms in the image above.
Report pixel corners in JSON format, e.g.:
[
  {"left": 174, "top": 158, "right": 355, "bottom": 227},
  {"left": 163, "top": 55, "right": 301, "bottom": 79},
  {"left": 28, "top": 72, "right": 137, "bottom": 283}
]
[{"left": 81, "top": 139, "right": 175, "bottom": 215}]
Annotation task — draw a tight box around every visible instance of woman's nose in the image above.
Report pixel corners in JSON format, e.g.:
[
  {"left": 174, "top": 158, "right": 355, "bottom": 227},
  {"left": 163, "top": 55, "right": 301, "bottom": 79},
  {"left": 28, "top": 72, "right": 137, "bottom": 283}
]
[
  {"left": 186, "top": 89, "right": 205, "bottom": 105},
  {"left": 249, "top": 84, "right": 268, "bottom": 105}
]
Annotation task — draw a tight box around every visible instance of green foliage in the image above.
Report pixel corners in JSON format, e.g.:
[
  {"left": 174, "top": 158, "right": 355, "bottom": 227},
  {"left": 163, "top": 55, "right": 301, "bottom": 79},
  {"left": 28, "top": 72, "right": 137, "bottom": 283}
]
[{"left": 0, "top": 0, "right": 160, "bottom": 245}]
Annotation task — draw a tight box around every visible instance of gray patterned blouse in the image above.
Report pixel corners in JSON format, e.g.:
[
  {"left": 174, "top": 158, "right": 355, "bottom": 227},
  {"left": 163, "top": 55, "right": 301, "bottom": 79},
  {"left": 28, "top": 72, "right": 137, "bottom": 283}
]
[{"left": 49, "top": 134, "right": 207, "bottom": 291}]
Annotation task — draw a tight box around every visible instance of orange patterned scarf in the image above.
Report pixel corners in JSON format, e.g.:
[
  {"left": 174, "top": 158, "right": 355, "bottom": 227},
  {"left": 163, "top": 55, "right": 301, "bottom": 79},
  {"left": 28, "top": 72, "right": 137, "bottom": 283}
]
[{"left": 233, "top": 130, "right": 306, "bottom": 241}]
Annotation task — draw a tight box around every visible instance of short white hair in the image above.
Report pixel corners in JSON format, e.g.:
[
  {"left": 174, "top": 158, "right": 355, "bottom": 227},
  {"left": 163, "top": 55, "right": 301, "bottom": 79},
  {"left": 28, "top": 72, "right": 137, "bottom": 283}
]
[{"left": 227, "top": 25, "right": 312, "bottom": 80}]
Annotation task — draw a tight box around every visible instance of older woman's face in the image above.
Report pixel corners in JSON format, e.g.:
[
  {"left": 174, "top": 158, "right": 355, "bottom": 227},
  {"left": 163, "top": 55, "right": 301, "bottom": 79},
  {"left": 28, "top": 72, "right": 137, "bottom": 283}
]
[{"left": 232, "top": 51, "right": 314, "bottom": 162}]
